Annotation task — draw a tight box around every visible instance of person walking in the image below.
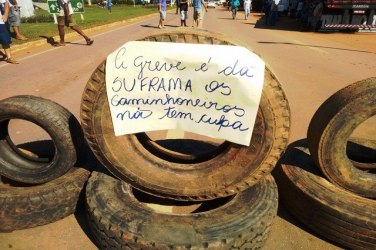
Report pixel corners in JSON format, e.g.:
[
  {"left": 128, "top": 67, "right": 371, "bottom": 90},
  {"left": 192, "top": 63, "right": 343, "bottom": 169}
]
[
  {"left": 8, "top": 0, "right": 27, "bottom": 40},
  {"left": 157, "top": 0, "right": 166, "bottom": 29},
  {"left": 56, "top": 0, "right": 94, "bottom": 46},
  {"left": 192, "top": 0, "right": 207, "bottom": 28},
  {"left": 106, "top": 0, "right": 112, "bottom": 13},
  {"left": 230, "top": 0, "right": 240, "bottom": 19},
  {"left": 243, "top": 0, "right": 251, "bottom": 20},
  {"left": 0, "top": 0, "right": 18, "bottom": 63},
  {"left": 179, "top": 0, "right": 188, "bottom": 26}
]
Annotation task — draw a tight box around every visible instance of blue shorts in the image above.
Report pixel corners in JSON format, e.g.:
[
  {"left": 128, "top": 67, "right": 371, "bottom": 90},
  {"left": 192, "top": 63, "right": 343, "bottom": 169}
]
[
  {"left": 0, "top": 24, "right": 11, "bottom": 45},
  {"left": 160, "top": 10, "right": 166, "bottom": 20}
]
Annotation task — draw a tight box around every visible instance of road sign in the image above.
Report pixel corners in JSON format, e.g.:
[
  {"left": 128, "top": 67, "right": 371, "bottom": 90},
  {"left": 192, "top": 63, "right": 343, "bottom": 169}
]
[
  {"left": 47, "top": 0, "right": 85, "bottom": 14},
  {"left": 72, "top": 0, "right": 85, "bottom": 13},
  {"left": 47, "top": 0, "right": 60, "bottom": 14}
]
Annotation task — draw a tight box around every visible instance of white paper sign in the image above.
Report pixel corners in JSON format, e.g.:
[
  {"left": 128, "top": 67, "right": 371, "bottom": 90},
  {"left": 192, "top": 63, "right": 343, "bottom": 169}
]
[{"left": 105, "top": 41, "right": 265, "bottom": 146}]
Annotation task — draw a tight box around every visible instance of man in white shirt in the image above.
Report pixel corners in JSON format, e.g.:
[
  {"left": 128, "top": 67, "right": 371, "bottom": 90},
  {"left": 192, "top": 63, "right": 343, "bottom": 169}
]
[
  {"left": 243, "top": 0, "right": 251, "bottom": 20},
  {"left": 56, "top": 0, "right": 93, "bottom": 46}
]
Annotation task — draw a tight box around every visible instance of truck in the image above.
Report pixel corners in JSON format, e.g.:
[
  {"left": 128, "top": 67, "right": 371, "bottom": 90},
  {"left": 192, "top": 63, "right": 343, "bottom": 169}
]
[{"left": 317, "top": 0, "right": 376, "bottom": 32}]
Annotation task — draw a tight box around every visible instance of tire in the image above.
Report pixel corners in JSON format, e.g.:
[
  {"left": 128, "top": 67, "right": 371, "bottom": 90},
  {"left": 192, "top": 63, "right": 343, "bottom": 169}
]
[
  {"left": 274, "top": 141, "right": 376, "bottom": 250},
  {"left": 0, "top": 95, "right": 84, "bottom": 184},
  {"left": 86, "top": 171, "right": 278, "bottom": 250},
  {"left": 80, "top": 30, "right": 290, "bottom": 200},
  {"left": 307, "top": 77, "right": 376, "bottom": 198},
  {"left": 346, "top": 137, "right": 376, "bottom": 170},
  {"left": 0, "top": 166, "right": 90, "bottom": 232}
]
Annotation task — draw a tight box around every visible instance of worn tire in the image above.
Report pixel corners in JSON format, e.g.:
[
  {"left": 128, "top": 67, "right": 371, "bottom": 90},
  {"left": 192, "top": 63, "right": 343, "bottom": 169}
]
[
  {"left": 274, "top": 141, "right": 376, "bottom": 250},
  {"left": 80, "top": 30, "right": 290, "bottom": 200},
  {"left": 0, "top": 166, "right": 90, "bottom": 232},
  {"left": 346, "top": 138, "right": 376, "bottom": 170},
  {"left": 86, "top": 171, "right": 278, "bottom": 250},
  {"left": 307, "top": 77, "right": 376, "bottom": 198},
  {"left": 0, "top": 95, "right": 84, "bottom": 184}
]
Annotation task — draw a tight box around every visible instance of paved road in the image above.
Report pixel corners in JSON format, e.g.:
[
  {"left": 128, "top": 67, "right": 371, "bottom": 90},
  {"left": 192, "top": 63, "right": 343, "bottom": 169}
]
[{"left": 0, "top": 6, "right": 375, "bottom": 250}]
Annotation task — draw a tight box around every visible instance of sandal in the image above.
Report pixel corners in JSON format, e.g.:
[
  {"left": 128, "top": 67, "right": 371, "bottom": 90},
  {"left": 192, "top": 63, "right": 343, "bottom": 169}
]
[
  {"left": 86, "top": 39, "right": 94, "bottom": 46},
  {"left": 7, "top": 58, "right": 19, "bottom": 64}
]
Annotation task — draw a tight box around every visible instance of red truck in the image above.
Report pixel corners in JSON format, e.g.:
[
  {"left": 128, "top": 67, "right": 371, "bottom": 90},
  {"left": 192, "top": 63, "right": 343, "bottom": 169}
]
[{"left": 318, "top": 0, "right": 376, "bottom": 32}]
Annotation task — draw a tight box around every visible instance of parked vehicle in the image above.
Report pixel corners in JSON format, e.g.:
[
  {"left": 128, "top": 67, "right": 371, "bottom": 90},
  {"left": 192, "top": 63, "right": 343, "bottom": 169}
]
[
  {"left": 317, "top": 0, "right": 376, "bottom": 32},
  {"left": 207, "top": 0, "right": 217, "bottom": 8}
]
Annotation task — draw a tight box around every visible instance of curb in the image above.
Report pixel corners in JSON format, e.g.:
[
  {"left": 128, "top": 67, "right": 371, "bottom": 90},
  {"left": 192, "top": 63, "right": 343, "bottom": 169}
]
[{"left": 12, "top": 12, "right": 159, "bottom": 53}]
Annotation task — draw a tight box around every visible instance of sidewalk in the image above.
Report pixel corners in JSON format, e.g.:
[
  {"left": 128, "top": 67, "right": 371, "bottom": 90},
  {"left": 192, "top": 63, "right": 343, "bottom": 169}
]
[{"left": 12, "top": 11, "right": 159, "bottom": 54}]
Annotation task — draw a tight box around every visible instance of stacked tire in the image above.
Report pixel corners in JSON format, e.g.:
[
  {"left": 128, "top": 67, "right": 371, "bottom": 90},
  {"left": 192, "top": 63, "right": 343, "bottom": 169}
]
[
  {"left": 275, "top": 77, "right": 376, "bottom": 249},
  {"left": 80, "top": 30, "right": 291, "bottom": 249},
  {"left": 0, "top": 96, "right": 91, "bottom": 232}
]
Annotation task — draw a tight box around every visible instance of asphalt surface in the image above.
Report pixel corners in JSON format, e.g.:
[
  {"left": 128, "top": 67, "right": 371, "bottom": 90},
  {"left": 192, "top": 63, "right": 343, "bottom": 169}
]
[{"left": 0, "top": 5, "right": 375, "bottom": 250}]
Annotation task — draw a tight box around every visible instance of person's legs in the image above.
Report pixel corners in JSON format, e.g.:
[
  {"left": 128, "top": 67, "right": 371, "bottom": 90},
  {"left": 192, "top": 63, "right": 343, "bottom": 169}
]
[
  {"left": 2, "top": 44, "right": 18, "bottom": 64},
  {"left": 12, "top": 25, "right": 27, "bottom": 40},
  {"left": 56, "top": 16, "right": 66, "bottom": 45},
  {"left": 196, "top": 10, "right": 202, "bottom": 27},
  {"left": 184, "top": 11, "right": 188, "bottom": 26},
  {"left": 158, "top": 11, "right": 165, "bottom": 28},
  {"left": 70, "top": 25, "right": 94, "bottom": 45},
  {"left": 57, "top": 25, "right": 66, "bottom": 45},
  {"left": 68, "top": 16, "right": 93, "bottom": 45},
  {"left": 9, "top": 8, "right": 27, "bottom": 40}
]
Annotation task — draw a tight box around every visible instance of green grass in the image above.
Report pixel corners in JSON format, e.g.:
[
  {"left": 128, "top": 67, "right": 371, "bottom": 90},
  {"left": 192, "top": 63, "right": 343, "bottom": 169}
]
[{"left": 13, "top": 4, "right": 165, "bottom": 45}]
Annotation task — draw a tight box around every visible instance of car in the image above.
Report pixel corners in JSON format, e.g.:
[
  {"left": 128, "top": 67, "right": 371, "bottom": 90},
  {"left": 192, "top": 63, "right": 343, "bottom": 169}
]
[{"left": 207, "top": 0, "right": 217, "bottom": 8}]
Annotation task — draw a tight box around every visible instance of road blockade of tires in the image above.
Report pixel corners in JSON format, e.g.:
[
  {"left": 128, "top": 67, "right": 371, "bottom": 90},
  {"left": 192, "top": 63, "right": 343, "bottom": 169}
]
[
  {"left": 307, "top": 77, "right": 376, "bottom": 198},
  {"left": 274, "top": 142, "right": 376, "bottom": 250},
  {"left": 85, "top": 171, "right": 278, "bottom": 250},
  {"left": 0, "top": 166, "right": 91, "bottom": 232},
  {"left": 0, "top": 95, "right": 91, "bottom": 232},
  {"left": 80, "top": 29, "right": 291, "bottom": 201},
  {"left": 0, "top": 95, "right": 85, "bottom": 184}
]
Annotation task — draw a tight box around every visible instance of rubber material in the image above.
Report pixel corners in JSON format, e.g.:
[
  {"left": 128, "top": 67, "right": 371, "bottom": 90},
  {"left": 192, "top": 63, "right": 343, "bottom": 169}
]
[
  {"left": 307, "top": 77, "right": 376, "bottom": 198},
  {"left": 86, "top": 171, "right": 278, "bottom": 250},
  {"left": 0, "top": 95, "right": 84, "bottom": 184},
  {"left": 0, "top": 166, "right": 90, "bottom": 232},
  {"left": 274, "top": 141, "right": 376, "bottom": 250},
  {"left": 80, "top": 30, "right": 290, "bottom": 200}
]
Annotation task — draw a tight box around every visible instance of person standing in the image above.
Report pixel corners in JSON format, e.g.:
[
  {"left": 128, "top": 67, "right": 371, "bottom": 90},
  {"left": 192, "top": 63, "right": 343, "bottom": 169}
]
[
  {"left": 243, "top": 0, "right": 251, "bottom": 20},
  {"left": 192, "top": 0, "right": 207, "bottom": 28},
  {"left": 179, "top": 0, "right": 188, "bottom": 26},
  {"left": 175, "top": 0, "right": 180, "bottom": 14},
  {"left": 0, "top": 0, "right": 18, "bottom": 63},
  {"left": 56, "top": 0, "right": 94, "bottom": 46},
  {"left": 8, "top": 0, "right": 27, "bottom": 40},
  {"left": 157, "top": 0, "right": 166, "bottom": 29}
]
